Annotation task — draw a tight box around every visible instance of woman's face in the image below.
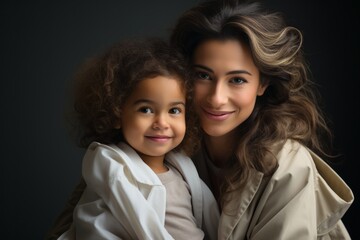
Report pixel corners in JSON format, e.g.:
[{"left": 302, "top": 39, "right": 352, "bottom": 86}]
[{"left": 192, "top": 39, "right": 267, "bottom": 138}]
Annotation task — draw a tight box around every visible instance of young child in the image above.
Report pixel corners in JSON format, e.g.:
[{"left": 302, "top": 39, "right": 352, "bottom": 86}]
[{"left": 57, "top": 38, "right": 219, "bottom": 240}]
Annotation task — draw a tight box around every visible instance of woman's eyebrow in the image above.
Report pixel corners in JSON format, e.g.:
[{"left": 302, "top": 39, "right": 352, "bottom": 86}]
[
  {"left": 193, "top": 64, "right": 214, "bottom": 73},
  {"left": 226, "top": 70, "right": 252, "bottom": 76},
  {"left": 193, "top": 64, "right": 252, "bottom": 76}
]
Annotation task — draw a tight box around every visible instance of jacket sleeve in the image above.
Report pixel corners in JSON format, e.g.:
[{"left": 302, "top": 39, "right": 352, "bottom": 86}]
[
  {"left": 248, "top": 143, "right": 318, "bottom": 239},
  {"left": 200, "top": 180, "right": 220, "bottom": 240},
  {"left": 80, "top": 143, "right": 174, "bottom": 240}
]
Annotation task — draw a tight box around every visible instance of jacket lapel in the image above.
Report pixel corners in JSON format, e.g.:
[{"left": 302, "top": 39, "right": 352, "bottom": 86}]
[{"left": 219, "top": 170, "right": 263, "bottom": 239}]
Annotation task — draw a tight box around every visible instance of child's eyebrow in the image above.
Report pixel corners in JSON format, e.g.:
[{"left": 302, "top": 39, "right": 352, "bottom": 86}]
[
  {"left": 170, "top": 101, "right": 186, "bottom": 107},
  {"left": 133, "top": 99, "right": 154, "bottom": 105},
  {"left": 133, "top": 99, "right": 185, "bottom": 106}
]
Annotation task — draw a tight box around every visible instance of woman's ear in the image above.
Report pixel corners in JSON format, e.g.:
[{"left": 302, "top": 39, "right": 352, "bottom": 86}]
[
  {"left": 257, "top": 77, "right": 269, "bottom": 96},
  {"left": 257, "top": 82, "right": 268, "bottom": 96}
]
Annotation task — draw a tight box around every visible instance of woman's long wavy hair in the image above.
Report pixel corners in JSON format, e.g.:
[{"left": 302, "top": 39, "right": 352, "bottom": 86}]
[
  {"left": 69, "top": 38, "right": 199, "bottom": 155},
  {"left": 170, "top": 0, "right": 333, "bottom": 207}
]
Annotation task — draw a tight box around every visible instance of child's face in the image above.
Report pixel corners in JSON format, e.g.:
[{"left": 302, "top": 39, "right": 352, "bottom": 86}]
[{"left": 119, "top": 76, "right": 186, "bottom": 163}]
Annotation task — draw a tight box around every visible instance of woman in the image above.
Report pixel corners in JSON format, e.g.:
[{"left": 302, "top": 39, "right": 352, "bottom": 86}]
[
  {"left": 169, "top": 0, "right": 353, "bottom": 239},
  {"left": 47, "top": 0, "right": 354, "bottom": 239}
]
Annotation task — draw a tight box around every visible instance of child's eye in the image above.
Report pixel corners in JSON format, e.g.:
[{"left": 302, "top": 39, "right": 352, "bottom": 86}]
[
  {"left": 169, "top": 108, "right": 182, "bottom": 115},
  {"left": 138, "top": 107, "right": 153, "bottom": 114},
  {"left": 196, "top": 71, "right": 211, "bottom": 80},
  {"left": 230, "top": 77, "right": 246, "bottom": 84}
]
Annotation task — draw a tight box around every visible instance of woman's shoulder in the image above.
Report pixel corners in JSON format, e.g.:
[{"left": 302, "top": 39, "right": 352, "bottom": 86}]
[
  {"left": 270, "top": 139, "right": 317, "bottom": 183},
  {"left": 273, "top": 141, "right": 354, "bottom": 236},
  {"left": 273, "top": 139, "right": 353, "bottom": 198},
  {"left": 275, "top": 139, "right": 313, "bottom": 166},
  {"left": 264, "top": 139, "right": 320, "bottom": 205}
]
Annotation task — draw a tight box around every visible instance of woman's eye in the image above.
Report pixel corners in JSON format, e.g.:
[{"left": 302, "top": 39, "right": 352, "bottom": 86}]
[
  {"left": 169, "top": 108, "right": 182, "bottom": 115},
  {"left": 230, "top": 77, "right": 246, "bottom": 84},
  {"left": 197, "top": 72, "right": 211, "bottom": 80},
  {"left": 139, "top": 107, "right": 153, "bottom": 114}
]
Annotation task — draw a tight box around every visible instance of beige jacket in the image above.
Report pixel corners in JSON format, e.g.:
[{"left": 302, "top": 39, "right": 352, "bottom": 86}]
[{"left": 194, "top": 140, "right": 354, "bottom": 240}]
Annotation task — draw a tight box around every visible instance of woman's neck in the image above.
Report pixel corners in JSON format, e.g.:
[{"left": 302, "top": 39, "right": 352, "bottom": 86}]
[{"left": 204, "top": 131, "right": 237, "bottom": 168}]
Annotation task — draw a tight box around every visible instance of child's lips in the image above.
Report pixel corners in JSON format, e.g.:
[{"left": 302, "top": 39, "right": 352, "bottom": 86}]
[{"left": 146, "top": 135, "right": 172, "bottom": 142}]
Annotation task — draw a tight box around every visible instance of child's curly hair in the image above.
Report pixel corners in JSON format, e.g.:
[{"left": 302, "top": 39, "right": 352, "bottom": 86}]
[{"left": 70, "top": 37, "right": 199, "bottom": 155}]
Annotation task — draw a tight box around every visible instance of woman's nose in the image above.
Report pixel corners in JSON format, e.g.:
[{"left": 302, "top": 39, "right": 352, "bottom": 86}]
[{"left": 207, "top": 82, "right": 228, "bottom": 108}]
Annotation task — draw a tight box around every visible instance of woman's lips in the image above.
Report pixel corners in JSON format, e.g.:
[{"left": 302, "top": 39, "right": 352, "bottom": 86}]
[{"left": 201, "top": 107, "right": 234, "bottom": 121}]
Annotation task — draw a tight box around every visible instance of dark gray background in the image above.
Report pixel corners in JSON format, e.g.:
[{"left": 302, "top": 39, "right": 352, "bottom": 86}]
[{"left": 1, "top": 1, "right": 358, "bottom": 239}]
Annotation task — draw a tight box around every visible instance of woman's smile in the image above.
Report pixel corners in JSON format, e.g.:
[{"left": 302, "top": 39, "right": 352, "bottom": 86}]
[{"left": 201, "top": 107, "right": 235, "bottom": 121}]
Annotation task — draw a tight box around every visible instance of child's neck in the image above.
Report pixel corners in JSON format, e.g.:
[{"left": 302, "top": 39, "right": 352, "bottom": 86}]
[{"left": 138, "top": 153, "right": 168, "bottom": 173}]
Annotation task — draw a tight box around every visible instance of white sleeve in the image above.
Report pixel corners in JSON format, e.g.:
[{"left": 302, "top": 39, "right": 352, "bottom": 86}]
[{"left": 79, "top": 143, "right": 174, "bottom": 240}]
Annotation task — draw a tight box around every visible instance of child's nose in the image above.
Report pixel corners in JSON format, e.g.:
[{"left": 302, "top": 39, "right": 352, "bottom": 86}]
[{"left": 152, "top": 114, "right": 169, "bottom": 130}]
